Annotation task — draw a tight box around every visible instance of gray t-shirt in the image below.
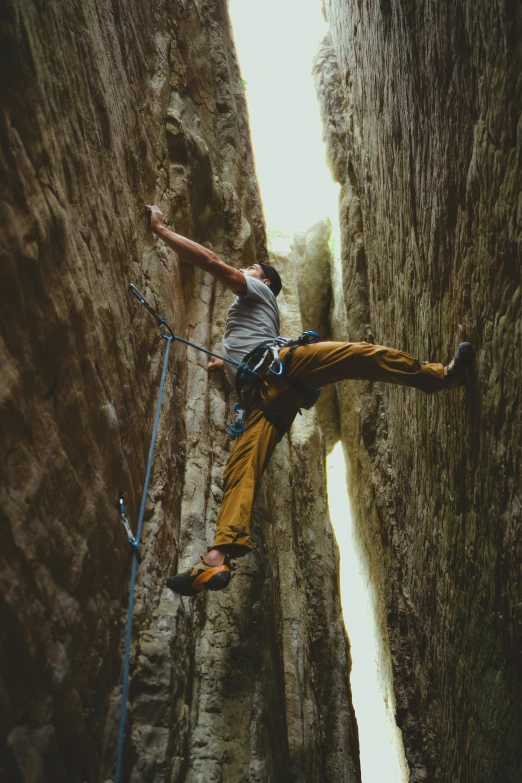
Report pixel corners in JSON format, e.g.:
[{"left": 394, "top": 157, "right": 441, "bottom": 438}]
[{"left": 222, "top": 275, "right": 280, "bottom": 384}]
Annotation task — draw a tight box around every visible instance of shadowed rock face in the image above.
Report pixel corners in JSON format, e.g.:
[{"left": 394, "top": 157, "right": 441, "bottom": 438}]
[
  {"left": 316, "top": 2, "right": 521, "bottom": 781},
  {"left": 0, "top": 1, "right": 360, "bottom": 781}
]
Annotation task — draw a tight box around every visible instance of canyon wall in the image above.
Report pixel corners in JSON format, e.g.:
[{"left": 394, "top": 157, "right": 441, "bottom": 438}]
[
  {"left": 316, "top": 1, "right": 521, "bottom": 781},
  {"left": 0, "top": 1, "right": 359, "bottom": 781}
]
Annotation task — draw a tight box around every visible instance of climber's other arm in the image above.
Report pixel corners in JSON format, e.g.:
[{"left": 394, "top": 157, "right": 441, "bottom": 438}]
[{"left": 145, "top": 204, "right": 247, "bottom": 294}]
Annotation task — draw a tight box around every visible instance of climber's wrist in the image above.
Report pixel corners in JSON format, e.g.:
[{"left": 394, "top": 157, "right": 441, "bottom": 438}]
[{"left": 153, "top": 222, "right": 169, "bottom": 239}]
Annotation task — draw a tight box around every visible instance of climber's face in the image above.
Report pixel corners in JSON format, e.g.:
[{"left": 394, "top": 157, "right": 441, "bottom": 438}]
[{"left": 240, "top": 264, "right": 270, "bottom": 287}]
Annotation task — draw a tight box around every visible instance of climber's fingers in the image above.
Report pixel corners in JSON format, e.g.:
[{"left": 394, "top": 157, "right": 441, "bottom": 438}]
[
  {"left": 145, "top": 204, "right": 164, "bottom": 230},
  {"left": 208, "top": 356, "right": 224, "bottom": 372}
]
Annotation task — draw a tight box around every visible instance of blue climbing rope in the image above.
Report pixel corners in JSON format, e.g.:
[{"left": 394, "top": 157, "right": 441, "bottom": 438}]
[{"left": 114, "top": 323, "right": 172, "bottom": 783}]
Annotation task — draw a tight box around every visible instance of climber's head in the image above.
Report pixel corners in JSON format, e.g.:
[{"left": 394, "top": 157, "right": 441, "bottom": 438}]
[
  {"left": 240, "top": 263, "right": 282, "bottom": 297},
  {"left": 260, "top": 263, "right": 282, "bottom": 297}
]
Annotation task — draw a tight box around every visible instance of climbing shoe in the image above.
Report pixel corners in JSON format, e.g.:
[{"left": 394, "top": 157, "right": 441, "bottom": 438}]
[
  {"left": 166, "top": 554, "right": 232, "bottom": 597},
  {"left": 445, "top": 342, "right": 474, "bottom": 387}
]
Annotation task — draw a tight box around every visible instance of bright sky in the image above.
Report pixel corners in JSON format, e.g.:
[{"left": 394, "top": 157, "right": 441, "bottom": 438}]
[
  {"left": 229, "top": 0, "right": 339, "bottom": 232},
  {"left": 327, "top": 445, "right": 410, "bottom": 783},
  {"left": 229, "top": 2, "right": 409, "bottom": 781}
]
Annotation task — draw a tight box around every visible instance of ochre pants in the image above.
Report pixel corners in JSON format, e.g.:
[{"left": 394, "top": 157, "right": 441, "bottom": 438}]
[{"left": 212, "top": 341, "right": 447, "bottom": 556}]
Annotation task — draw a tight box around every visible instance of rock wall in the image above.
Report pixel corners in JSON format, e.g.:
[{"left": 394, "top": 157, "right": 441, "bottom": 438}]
[
  {"left": 315, "top": 2, "right": 522, "bottom": 781},
  {"left": 0, "top": 1, "right": 359, "bottom": 781}
]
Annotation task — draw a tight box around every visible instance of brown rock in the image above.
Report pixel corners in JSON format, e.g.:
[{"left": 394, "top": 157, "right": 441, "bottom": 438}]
[{"left": 316, "top": 3, "right": 522, "bottom": 780}]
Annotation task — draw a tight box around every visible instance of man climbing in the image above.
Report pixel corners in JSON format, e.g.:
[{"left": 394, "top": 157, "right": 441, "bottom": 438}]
[{"left": 144, "top": 205, "right": 473, "bottom": 597}]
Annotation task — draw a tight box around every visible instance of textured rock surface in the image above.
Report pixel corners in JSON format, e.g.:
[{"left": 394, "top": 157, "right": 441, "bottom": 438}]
[
  {"left": 316, "top": 3, "right": 522, "bottom": 781},
  {"left": 0, "top": 1, "right": 359, "bottom": 781}
]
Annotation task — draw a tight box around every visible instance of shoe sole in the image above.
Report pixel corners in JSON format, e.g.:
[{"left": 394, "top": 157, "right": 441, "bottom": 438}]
[
  {"left": 166, "top": 576, "right": 199, "bottom": 596},
  {"left": 205, "top": 571, "right": 231, "bottom": 591},
  {"left": 166, "top": 567, "right": 231, "bottom": 597},
  {"left": 447, "top": 342, "right": 474, "bottom": 387}
]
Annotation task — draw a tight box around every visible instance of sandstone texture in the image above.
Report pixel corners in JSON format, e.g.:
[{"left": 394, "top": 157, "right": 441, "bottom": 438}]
[
  {"left": 315, "top": 2, "right": 522, "bottom": 781},
  {"left": 0, "top": 1, "right": 359, "bottom": 781}
]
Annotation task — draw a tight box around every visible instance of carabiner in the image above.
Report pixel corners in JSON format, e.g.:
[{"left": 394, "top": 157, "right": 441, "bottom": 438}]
[
  {"left": 298, "top": 330, "right": 320, "bottom": 345},
  {"left": 226, "top": 420, "right": 245, "bottom": 437},
  {"left": 226, "top": 405, "right": 246, "bottom": 438},
  {"left": 118, "top": 495, "right": 142, "bottom": 563},
  {"left": 269, "top": 344, "right": 284, "bottom": 376},
  {"left": 129, "top": 282, "right": 174, "bottom": 339}
]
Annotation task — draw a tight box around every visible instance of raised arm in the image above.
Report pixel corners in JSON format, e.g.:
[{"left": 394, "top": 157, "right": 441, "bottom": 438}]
[{"left": 145, "top": 204, "right": 246, "bottom": 294}]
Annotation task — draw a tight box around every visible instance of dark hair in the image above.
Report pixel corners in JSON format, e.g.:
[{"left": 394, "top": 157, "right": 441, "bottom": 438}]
[{"left": 260, "top": 263, "right": 282, "bottom": 298}]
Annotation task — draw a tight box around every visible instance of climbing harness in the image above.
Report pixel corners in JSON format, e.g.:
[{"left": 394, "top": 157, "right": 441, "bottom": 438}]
[
  {"left": 130, "top": 282, "right": 321, "bottom": 440},
  {"left": 130, "top": 281, "right": 322, "bottom": 439},
  {"left": 226, "top": 330, "right": 322, "bottom": 440},
  {"left": 233, "top": 331, "right": 320, "bottom": 395}
]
